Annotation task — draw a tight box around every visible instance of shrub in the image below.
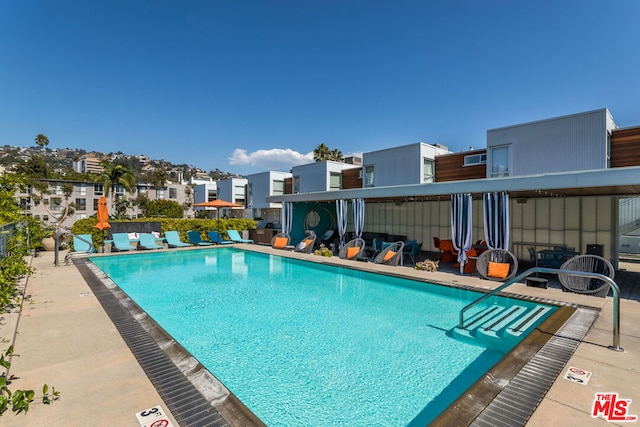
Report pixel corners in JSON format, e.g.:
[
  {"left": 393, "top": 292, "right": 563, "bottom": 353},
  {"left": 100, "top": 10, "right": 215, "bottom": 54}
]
[
  {"left": 414, "top": 259, "right": 439, "bottom": 272},
  {"left": 313, "top": 244, "right": 333, "bottom": 257}
]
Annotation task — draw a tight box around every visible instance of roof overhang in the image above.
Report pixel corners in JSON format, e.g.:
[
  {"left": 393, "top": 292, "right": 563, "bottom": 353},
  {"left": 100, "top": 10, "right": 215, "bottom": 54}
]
[{"left": 267, "top": 166, "right": 640, "bottom": 203}]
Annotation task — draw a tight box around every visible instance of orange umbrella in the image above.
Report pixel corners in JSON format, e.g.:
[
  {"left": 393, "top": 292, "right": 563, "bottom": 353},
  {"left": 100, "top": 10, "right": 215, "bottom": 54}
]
[
  {"left": 95, "top": 196, "right": 111, "bottom": 230},
  {"left": 95, "top": 196, "right": 110, "bottom": 252},
  {"left": 192, "top": 199, "right": 243, "bottom": 231}
]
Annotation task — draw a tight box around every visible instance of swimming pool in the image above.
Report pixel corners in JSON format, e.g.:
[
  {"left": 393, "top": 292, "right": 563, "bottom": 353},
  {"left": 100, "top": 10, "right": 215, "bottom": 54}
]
[{"left": 90, "top": 248, "right": 557, "bottom": 426}]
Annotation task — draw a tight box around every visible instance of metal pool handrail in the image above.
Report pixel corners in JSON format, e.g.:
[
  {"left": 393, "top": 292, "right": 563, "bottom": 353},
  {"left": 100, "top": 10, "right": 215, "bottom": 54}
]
[{"left": 458, "top": 267, "right": 623, "bottom": 352}]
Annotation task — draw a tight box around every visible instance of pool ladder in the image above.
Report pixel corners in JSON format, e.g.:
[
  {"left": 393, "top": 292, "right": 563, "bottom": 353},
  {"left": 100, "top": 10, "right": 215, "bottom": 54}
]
[{"left": 457, "top": 267, "right": 623, "bottom": 352}]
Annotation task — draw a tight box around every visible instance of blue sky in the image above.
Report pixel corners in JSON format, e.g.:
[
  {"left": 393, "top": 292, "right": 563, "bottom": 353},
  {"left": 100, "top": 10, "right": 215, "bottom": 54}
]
[{"left": 1, "top": 1, "right": 639, "bottom": 175}]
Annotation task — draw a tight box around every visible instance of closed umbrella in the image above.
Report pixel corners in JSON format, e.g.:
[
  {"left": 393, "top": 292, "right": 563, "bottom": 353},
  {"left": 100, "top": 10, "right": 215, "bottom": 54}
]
[
  {"left": 94, "top": 196, "right": 110, "bottom": 253},
  {"left": 451, "top": 193, "right": 473, "bottom": 274},
  {"left": 336, "top": 199, "right": 348, "bottom": 249},
  {"left": 483, "top": 191, "right": 510, "bottom": 250},
  {"left": 192, "top": 199, "right": 243, "bottom": 232}
]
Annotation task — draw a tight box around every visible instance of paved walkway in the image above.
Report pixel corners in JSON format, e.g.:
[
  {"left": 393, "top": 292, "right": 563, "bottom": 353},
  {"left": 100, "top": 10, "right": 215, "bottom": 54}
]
[{"left": 1, "top": 248, "right": 638, "bottom": 426}]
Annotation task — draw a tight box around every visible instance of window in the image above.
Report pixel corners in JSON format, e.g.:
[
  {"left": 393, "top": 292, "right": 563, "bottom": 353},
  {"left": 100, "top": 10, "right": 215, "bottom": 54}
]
[
  {"left": 78, "top": 183, "right": 86, "bottom": 196},
  {"left": 423, "top": 158, "right": 435, "bottom": 183},
  {"left": 50, "top": 197, "right": 62, "bottom": 211},
  {"left": 247, "top": 183, "right": 253, "bottom": 207},
  {"left": 364, "top": 165, "right": 374, "bottom": 187},
  {"left": 156, "top": 188, "right": 165, "bottom": 199},
  {"left": 93, "top": 199, "right": 99, "bottom": 210},
  {"left": 272, "top": 180, "right": 284, "bottom": 196},
  {"left": 329, "top": 172, "right": 342, "bottom": 191},
  {"left": 76, "top": 213, "right": 87, "bottom": 220},
  {"left": 93, "top": 184, "right": 104, "bottom": 196},
  {"left": 169, "top": 188, "right": 177, "bottom": 199},
  {"left": 114, "top": 185, "right": 125, "bottom": 197},
  {"left": 490, "top": 146, "right": 510, "bottom": 177},
  {"left": 234, "top": 185, "right": 245, "bottom": 205},
  {"left": 75, "top": 198, "right": 87, "bottom": 211},
  {"left": 293, "top": 176, "right": 300, "bottom": 193},
  {"left": 207, "top": 190, "right": 217, "bottom": 202},
  {"left": 464, "top": 153, "right": 487, "bottom": 166}
]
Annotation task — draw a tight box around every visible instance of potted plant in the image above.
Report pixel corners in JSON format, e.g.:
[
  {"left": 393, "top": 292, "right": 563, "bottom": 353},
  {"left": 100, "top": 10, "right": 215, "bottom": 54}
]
[
  {"left": 414, "top": 259, "right": 439, "bottom": 272},
  {"left": 313, "top": 244, "right": 333, "bottom": 257}
]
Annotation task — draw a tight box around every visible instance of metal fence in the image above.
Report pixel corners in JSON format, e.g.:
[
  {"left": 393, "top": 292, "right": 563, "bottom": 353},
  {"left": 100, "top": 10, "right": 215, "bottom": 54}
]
[{"left": 0, "top": 223, "right": 16, "bottom": 259}]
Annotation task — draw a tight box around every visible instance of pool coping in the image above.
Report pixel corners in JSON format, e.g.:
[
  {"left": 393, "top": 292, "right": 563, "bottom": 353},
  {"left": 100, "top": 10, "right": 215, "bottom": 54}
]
[{"left": 78, "top": 248, "right": 598, "bottom": 426}]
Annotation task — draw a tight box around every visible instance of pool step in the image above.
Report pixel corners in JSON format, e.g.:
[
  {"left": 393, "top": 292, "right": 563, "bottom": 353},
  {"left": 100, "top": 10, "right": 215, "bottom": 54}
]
[{"left": 452, "top": 305, "right": 552, "bottom": 351}]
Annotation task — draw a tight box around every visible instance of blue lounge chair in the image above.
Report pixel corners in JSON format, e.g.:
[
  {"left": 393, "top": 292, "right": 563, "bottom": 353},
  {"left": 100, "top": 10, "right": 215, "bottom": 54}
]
[
  {"left": 227, "top": 229, "right": 253, "bottom": 244},
  {"left": 65, "top": 234, "right": 96, "bottom": 264},
  {"left": 73, "top": 234, "right": 96, "bottom": 254},
  {"left": 139, "top": 233, "right": 163, "bottom": 250},
  {"left": 112, "top": 233, "right": 136, "bottom": 251},
  {"left": 187, "top": 230, "right": 213, "bottom": 246},
  {"left": 164, "top": 230, "right": 191, "bottom": 248},
  {"left": 208, "top": 231, "right": 233, "bottom": 245}
]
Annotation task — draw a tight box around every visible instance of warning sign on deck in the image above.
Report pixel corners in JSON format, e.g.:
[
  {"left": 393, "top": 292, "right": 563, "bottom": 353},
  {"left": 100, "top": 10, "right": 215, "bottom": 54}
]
[
  {"left": 563, "top": 366, "right": 592, "bottom": 385},
  {"left": 135, "top": 405, "right": 175, "bottom": 427}
]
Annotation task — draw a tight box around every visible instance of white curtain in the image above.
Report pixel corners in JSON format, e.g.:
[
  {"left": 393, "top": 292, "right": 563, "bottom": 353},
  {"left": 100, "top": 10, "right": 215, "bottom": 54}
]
[
  {"left": 336, "top": 199, "right": 348, "bottom": 249},
  {"left": 483, "top": 192, "right": 510, "bottom": 250},
  {"left": 352, "top": 198, "right": 365, "bottom": 239},
  {"left": 451, "top": 193, "right": 473, "bottom": 273},
  {"left": 281, "top": 201, "right": 293, "bottom": 235}
]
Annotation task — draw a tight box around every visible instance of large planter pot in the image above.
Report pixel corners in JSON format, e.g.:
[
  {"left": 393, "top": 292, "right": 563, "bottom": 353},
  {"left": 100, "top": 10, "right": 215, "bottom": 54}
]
[{"left": 41, "top": 237, "right": 56, "bottom": 251}]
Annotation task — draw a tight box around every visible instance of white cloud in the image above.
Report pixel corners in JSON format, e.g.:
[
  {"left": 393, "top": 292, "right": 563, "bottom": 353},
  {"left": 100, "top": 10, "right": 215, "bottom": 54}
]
[{"left": 229, "top": 148, "right": 314, "bottom": 170}]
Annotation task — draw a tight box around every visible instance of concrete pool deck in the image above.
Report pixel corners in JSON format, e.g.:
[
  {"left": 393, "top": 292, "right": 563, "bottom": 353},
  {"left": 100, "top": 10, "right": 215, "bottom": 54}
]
[{"left": 1, "top": 247, "right": 638, "bottom": 426}]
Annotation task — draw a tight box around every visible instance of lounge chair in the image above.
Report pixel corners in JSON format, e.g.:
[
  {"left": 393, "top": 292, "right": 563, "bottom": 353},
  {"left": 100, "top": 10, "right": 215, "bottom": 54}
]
[
  {"left": 164, "top": 230, "right": 191, "bottom": 248},
  {"left": 476, "top": 249, "right": 518, "bottom": 281},
  {"left": 402, "top": 240, "right": 423, "bottom": 265},
  {"left": 339, "top": 238, "right": 366, "bottom": 260},
  {"left": 138, "top": 233, "right": 163, "bottom": 250},
  {"left": 227, "top": 229, "right": 253, "bottom": 244},
  {"left": 208, "top": 231, "right": 233, "bottom": 245},
  {"left": 374, "top": 241, "right": 404, "bottom": 266},
  {"left": 111, "top": 233, "right": 136, "bottom": 252},
  {"left": 64, "top": 234, "right": 96, "bottom": 264},
  {"left": 187, "top": 230, "right": 213, "bottom": 246},
  {"left": 559, "top": 254, "right": 614, "bottom": 297},
  {"left": 271, "top": 232, "right": 290, "bottom": 249},
  {"left": 295, "top": 234, "right": 317, "bottom": 254},
  {"left": 73, "top": 234, "right": 96, "bottom": 253}
]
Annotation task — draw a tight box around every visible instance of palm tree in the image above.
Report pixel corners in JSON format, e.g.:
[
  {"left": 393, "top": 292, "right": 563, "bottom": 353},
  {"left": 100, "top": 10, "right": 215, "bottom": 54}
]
[
  {"left": 313, "top": 143, "right": 331, "bottom": 162},
  {"left": 99, "top": 162, "right": 136, "bottom": 202},
  {"left": 329, "top": 148, "right": 344, "bottom": 162},
  {"left": 34, "top": 134, "right": 49, "bottom": 150}
]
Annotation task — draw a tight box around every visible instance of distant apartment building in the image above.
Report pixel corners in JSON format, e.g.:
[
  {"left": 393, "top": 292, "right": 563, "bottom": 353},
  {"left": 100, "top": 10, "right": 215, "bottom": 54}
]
[{"left": 72, "top": 155, "right": 104, "bottom": 174}]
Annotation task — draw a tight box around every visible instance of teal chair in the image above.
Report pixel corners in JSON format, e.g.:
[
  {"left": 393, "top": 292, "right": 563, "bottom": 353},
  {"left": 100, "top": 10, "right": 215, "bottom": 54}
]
[
  {"left": 208, "top": 231, "right": 233, "bottom": 245},
  {"left": 138, "top": 233, "right": 163, "bottom": 250},
  {"left": 73, "top": 234, "right": 96, "bottom": 253},
  {"left": 112, "top": 233, "right": 136, "bottom": 251},
  {"left": 187, "top": 230, "right": 213, "bottom": 246},
  {"left": 227, "top": 230, "right": 253, "bottom": 244},
  {"left": 164, "top": 231, "right": 191, "bottom": 248}
]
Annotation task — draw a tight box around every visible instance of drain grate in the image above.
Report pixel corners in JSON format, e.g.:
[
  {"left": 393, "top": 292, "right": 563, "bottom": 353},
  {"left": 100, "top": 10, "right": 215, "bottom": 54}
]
[
  {"left": 470, "top": 308, "right": 598, "bottom": 427},
  {"left": 74, "top": 260, "right": 228, "bottom": 427}
]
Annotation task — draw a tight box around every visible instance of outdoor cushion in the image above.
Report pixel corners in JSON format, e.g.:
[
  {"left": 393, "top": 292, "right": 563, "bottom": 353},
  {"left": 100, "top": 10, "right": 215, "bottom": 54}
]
[
  {"left": 273, "top": 237, "right": 288, "bottom": 249},
  {"left": 304, "top": 238, "right": 314, "bottom": 247},
  {"left": 383, "top": 250, "right": 396, "bottom": 262},
  {"left": 487, "top": 261, "right": 510, "bottom": 279},
  {"left": 346, "top": 247, "right": 360, "bottom": 259}
]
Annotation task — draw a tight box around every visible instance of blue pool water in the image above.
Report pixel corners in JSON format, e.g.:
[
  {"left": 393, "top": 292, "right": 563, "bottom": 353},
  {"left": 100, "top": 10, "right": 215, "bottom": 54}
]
[{"left": 90, "top": 248, "right": 555, "bottom": 426}]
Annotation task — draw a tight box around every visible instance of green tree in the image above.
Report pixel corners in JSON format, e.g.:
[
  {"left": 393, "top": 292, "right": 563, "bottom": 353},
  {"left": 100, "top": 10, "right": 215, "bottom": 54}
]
[
  {"left": 313, "top": 143, "right": 331, "bottom": 162},
  {"left": 13, "top": 155, "right": 51, "bottom": 178},
  {"left": 329, "top": 148, "right": 344, "bottom": 162},
  {"left": 34, "top": 134, "right": 49, "bottom": 150},
  {"left": 0, "top": 174, "right": 24, "bottom": 224},
  {"left": 145, "top": 199, "right": 184, "bottom": 218},
  {"left": 98, "top": 162, "right": 136, "bottom": 201}
]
